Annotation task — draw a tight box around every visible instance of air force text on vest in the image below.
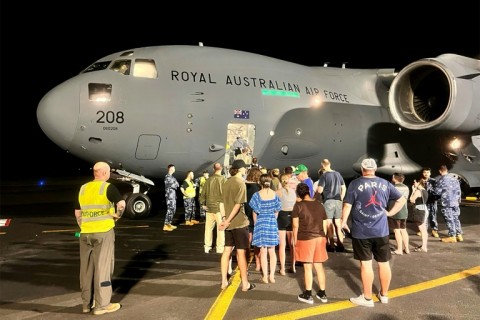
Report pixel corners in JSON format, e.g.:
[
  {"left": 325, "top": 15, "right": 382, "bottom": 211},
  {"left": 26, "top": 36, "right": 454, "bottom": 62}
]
[{"left": 82, "top": 211, "right": 105, "bottom": 218}]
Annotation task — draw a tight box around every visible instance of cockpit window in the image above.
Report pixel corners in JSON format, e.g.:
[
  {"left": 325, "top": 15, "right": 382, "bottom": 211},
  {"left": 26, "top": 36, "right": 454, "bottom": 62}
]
[
  {"left": 133, "top": 59, "right": 157, "bottom": 79},
  {"left": 82, "top": 61, "right": 111, "bottom": 74},
  {"left": 111, "top": 60, "right": 131, "bottom": 75}
]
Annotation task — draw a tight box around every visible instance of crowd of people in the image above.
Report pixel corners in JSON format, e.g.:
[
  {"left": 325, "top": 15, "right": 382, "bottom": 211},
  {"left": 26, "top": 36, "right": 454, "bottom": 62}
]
[
  {"left": 159, "top": 159, "right": 463, "bottom": 307},
  {"left": 73, "top": 158, "right": 464, "bottom": 314}
]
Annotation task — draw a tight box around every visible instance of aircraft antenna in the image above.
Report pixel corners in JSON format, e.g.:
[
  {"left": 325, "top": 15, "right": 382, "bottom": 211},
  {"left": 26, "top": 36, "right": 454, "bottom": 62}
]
[
  {"left": 342, "top": 62, "right": 348, "bottom": 69},
  {"left": 199, "top": 42, "right": 204, "bottom": 47}
]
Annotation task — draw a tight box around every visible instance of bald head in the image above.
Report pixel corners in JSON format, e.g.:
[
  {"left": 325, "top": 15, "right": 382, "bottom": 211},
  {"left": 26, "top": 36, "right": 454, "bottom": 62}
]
[
  {"left": 321, "top": 159, "right": 331, "bottom": 170},
  {"left": 93, "top": 162, "right": 111, "bottom": 181}
]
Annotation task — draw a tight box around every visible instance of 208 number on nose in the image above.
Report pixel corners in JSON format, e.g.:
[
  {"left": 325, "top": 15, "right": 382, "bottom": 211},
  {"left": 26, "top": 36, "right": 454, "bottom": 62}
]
[{"left": 96, "top": 111, "right": 125, "bottom": 124}]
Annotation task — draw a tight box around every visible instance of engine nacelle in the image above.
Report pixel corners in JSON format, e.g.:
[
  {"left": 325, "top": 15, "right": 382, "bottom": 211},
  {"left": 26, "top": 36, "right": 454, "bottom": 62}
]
[{"left": 389, "top": 54, "right": 480, "bottom": 132}]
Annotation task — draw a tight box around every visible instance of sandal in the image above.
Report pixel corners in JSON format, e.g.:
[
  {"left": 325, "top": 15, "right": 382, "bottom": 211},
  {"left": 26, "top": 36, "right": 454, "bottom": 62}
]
[
  {"left": 242, "top": 283, "right": 256, "bottom": 291},
  {"left": 390, "top": 250, "right": 403, "bottom": 255},
  {"left": 413, "top": 246, "right": 427, "bottom": 253},
  {"left": 278, "top": 269, "right": 286, "bottom": 276}
]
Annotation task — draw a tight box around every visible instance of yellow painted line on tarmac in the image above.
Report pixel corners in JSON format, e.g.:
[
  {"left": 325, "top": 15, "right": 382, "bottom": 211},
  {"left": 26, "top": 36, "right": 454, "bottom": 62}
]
[
  {"left": 41, "top": 225, "right": 150, "bottom": 233},
  {"left": 258, "top": 300, "right": 357, "bottom": 320},
  {"left": 205, "top": 267, "right": 241, "bottom": 320},
  {"left": 206, "top": 265, "right": 480, "bottom": 320},
  {"left": 205, "top": 253, "right": 254, "bottom": 320},
  {"left": 255, "top": 265, "right": 480, "bottom": 320}
]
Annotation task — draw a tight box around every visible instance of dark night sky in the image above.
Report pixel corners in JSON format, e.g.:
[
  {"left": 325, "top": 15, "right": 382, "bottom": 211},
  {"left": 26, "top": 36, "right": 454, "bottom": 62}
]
[{"left": 1, "top": 2, "right": 479, "bottom": 180}]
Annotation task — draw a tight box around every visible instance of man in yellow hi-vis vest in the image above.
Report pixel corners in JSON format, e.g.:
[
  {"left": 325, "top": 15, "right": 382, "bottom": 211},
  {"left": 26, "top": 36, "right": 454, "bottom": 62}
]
[
  {"left": 74, "top": 162, "right": 126, "bottom": 315},
  {"left": 181, "top": 170, "right": 199, "bottom": 225}
]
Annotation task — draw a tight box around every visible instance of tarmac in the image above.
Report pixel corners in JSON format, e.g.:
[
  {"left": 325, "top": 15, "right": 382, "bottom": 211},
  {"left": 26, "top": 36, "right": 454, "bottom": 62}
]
[{"left": 0, "top": 177, "right": 479, "bottom": 320}]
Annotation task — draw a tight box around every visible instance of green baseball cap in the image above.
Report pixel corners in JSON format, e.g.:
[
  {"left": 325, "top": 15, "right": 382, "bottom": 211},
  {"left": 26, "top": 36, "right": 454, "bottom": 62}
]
[{"left": 294, "top": 164, "right": 308, "bottom": 174}]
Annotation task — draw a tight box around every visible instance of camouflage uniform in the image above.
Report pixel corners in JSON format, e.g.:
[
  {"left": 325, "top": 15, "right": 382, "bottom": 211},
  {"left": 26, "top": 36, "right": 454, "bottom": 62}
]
[
  {"left": 164, "top": 173, "right": 180, "bottom": 225},
  {"left": 182, "top": 179, "right": 196, "bottom": 222},
  {"left": 434, "top": 173, "right": 462, "bottom": 237}
]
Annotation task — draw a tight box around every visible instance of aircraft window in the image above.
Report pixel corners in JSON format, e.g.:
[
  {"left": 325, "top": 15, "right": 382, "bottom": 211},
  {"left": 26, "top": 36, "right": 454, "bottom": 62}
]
[
  {"left": 88, "top": 83, "right": 112, "bottom": 102},
  {"left": 111, "top": 60, "right": 131, "bottom": 75},
  {"left": 120, "top": 51, "right": 134, "bottom": 57},
  {"left": 82, "top": 61, "right": 111, "bottom": 74},
  {"left": 133, "top": 59, "right": 157, "bottom": 79}
]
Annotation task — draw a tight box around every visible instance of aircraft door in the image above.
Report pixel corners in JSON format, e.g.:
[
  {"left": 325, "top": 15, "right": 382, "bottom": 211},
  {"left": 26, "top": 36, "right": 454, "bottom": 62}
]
[{"left": 225, "top": 123, "right": 256, "bottom": 171}]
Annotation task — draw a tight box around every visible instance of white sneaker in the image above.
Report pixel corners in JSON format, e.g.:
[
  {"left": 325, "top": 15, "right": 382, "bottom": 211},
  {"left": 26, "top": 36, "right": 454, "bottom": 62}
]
[
  {"left": 93, "top": 303, "right": 121, "bottom": 315},
  {"left": 298, "top": 292, "right": 313, "bottom": 304},
  {"left": 350, "top": 294, "right": 374, "bottom": 307},
  {"left": 316, "top": 292, "right": 328, "bottom": 303},
  {"left": 377, "top": 292, "right": 389, "bottom": 304}
]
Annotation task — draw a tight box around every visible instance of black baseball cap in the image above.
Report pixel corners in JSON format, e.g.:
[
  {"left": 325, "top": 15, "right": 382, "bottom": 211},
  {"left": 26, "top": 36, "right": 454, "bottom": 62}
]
[{"left": 232, "top": 159, "right": 248, "bottom": 169}]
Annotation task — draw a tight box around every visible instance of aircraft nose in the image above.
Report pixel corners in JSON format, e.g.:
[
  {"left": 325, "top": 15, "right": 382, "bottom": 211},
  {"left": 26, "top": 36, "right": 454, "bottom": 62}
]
[{"left": 37, "top": 81, "right": 79, "bottom": 151}]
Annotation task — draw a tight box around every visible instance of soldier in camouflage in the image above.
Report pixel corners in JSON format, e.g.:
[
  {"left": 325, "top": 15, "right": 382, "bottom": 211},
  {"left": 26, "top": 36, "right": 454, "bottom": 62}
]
[
  {"left": 181, "top": 171, "right": 199, "bottom": 226},
  {"left": 163, "top": 164, "right": 180, "bottom": 232},
  {"left": 434, "top": 165, "right": 463, "bottom": 243}
]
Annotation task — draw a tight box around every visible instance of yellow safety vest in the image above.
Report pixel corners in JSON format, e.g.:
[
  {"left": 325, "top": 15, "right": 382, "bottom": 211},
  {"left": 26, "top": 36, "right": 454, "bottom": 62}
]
[
  {"left": 184, "top": 179, "right": 196, "bottom": 198},
  {"left": 78, "top": 181, "right": 115, "bottom": 233}
]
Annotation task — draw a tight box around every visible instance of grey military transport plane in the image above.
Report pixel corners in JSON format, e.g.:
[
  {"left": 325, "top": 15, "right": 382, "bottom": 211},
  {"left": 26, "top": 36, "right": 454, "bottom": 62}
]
[{"left": 36, "top": 44, "right": 480, "bottom": 218}]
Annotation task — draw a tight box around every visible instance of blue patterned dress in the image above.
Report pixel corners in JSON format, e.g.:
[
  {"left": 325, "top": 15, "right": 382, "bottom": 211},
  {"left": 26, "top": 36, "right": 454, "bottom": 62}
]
[{"left": 250, "top": 191, "right": 282, "bottom": 247}]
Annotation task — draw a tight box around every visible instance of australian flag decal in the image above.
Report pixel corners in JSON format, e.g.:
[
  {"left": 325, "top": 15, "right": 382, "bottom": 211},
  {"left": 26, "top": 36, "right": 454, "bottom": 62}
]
[{"left": 234, "top": 109, "right": 250, "bottom": 119}]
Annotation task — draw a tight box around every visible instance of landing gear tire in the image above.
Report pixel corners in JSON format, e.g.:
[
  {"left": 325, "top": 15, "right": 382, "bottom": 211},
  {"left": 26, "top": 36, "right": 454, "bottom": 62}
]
[{"left": 123, "top": 193, "right": 152, "bottom": 219}]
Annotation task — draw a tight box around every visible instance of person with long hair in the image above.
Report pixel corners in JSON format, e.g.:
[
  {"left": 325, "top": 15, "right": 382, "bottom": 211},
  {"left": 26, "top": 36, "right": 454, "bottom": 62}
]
[
  {"left": 276, "top": 173, "right": 297, "bottom": 275},
  {"left": 410, "top": 180, "right": 429, "bottom": 252},
  {"left": 389, "top": 173, "right": 410, "bottom": 255},
  {"left": 250, "top": 174, "right": 282, "bottom": 284}
]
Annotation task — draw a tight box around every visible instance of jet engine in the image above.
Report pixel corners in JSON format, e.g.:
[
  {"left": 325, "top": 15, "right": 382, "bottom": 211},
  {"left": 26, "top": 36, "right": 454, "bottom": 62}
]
[{"left": 388, "top": 54, "right": 480, "bottom": 133}]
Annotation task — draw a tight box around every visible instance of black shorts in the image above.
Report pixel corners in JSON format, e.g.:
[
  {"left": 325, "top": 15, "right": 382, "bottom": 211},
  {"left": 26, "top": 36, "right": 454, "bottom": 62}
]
[
  {"left": 225, "top": 227, "right": 250, "bottom": 250},
  {"left": 277, "top": 210, "right": 292, "bottom": 231},
  {"left": 351, "top": 236, "right": 391, "bottom": 262}
]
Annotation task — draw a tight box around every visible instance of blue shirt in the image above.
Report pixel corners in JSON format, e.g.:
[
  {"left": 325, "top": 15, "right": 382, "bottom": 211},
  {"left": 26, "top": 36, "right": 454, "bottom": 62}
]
[
  {"left": 344, "top": 176, "right": 402, "bottom": 239},
  {"left": 303, "top": 177, "right": 315, "bottom": 199},
  {"left": 318, "top": 170, "right": 345, "bottom": 201}
]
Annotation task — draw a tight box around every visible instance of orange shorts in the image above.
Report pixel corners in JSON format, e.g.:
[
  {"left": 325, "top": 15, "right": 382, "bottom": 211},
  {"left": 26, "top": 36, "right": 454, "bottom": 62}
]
[{"left": 295, "top": 237, "right": 328, "bottom": 263}]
